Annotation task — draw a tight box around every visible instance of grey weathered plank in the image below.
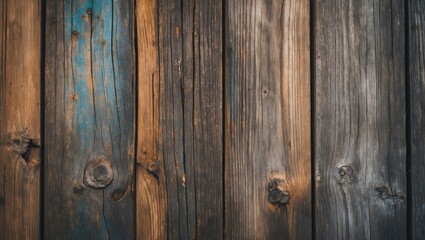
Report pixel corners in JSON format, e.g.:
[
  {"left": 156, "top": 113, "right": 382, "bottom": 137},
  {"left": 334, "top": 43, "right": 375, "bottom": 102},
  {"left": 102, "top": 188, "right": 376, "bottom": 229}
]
[
  {"left": 136, "top": 0, "right": 223, "bottom": 239},
  {"left": 314, "top": 0, "right": 407, "bottom": 239},
  {"left": 224, "top": 0, "right": 311, "bottom": 239},
  {"left": 44, "top": 0, "right": 135, "bottom": 238},
  {"left": 0, "top": 0, "right": 41, "bottom": 239},
  {"left": 408, "top": 0, "right": 425, "bottom": 239}
]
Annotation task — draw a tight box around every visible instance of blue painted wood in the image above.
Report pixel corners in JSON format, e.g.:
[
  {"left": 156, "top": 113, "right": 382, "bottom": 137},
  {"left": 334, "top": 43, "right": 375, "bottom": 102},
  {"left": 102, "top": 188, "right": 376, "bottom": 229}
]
[{"left": 45, "top": 0, "right": 135, "bottom": 238}]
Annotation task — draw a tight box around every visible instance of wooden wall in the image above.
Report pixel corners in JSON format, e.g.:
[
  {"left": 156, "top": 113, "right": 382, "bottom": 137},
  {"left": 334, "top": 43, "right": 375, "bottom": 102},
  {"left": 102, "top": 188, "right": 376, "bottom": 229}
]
[{"left": 0, "top": 0, "right": 424, "bottom": 239}]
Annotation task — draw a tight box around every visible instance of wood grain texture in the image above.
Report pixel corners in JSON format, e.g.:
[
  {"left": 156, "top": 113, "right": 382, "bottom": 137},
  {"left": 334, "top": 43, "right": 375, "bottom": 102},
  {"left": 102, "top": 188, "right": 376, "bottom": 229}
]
[
  {"left": 0, "top": 0, "right": 41, "bottom": 239},
  {"left": 136, "top": 0, "right": 167, "bottom": 239},
  {"left": 45, "top": 0, "right": 135, "bottom": 238},
  {"left": 136, "top": 0, "right": 223, "bottom": 239},
  {"left": 224, "top": 0, "right": 311, "bottom": 239},
  {"left": 408, "top": 0, "right": 425, "bottom": 239},
  {"left": 314, "top": 0, "right": 407, "bottom": 239}
]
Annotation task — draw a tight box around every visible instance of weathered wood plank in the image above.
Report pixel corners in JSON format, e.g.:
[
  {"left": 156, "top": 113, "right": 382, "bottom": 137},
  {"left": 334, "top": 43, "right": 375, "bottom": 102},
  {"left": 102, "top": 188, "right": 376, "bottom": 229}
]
[
  {"left": 45, "top": 0, "right": 135, "bottom": 238},
  {"left": 135, "top": 0, "right": 167, "bottom": 239},
  {"left": 136, "top": 0, "right": 223, "bottom": 239},
  {"left": 314, "top": 0, "right": 407, "bottom": 239},
  {"left": 408, "top": 0, "right": 425, "bottom": 239},
  {"left": 0, "top": 0, "right": 41, "bottom": 239},
  {"left": 185, "top": 1, "right": 224, "bottom": 237},
  {"left": 224, "top": 0, "right": 311, "bottom": 239}
]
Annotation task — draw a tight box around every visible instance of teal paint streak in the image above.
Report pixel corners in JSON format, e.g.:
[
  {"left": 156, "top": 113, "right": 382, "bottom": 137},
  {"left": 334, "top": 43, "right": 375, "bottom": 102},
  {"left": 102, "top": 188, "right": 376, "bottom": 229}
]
[{"left": 72, "top": 0, "right": 96, "bottom": 150}]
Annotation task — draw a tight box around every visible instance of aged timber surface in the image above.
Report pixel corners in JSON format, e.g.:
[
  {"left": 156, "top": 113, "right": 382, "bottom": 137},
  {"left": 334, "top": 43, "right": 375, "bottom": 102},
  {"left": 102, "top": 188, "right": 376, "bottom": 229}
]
[
  {"left": 45, "top": 0, "right": 135, "bottom": 239},
  {"left": 0, "top": 0, "right": 41, "bottom": 239},
  {"left": 225, "top": 0, "right": 311, "bottom": 239},
  {"left": 136, "top": 0, "right": 223, "bottom": 239},
  {"left": 409, "top": 0, "right": 425, "bottom": 239},
  {"left": 136, "top": 0, "right": 166, "bottom": 239},
  {"left": 314, "top": 0, "right": 407, "bottom": 239}
]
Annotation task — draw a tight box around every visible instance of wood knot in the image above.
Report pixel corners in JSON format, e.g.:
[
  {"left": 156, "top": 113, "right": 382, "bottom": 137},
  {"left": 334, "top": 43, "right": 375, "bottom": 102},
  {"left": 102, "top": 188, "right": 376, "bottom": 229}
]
[
  {"left": 8, "top": 130, "right": 40, "bottom": 164},
  {"left": 375, "top": 185, "right": 391, "bottom": 199},
  {"left": 69, "top": 93, "right": 78, "bottom": 102},
  {"left": 72, "top": 30, "right": 79, "bottom": 38},
  {"left": 269, "top": 189, "right": 290, "bottom": 205},
  {"left": 315, "top": 171, "right": 321, "bottom": 182},
  {"left": 338, "top": 166, "right": 353, "bottom": 183},
  {"left": 268, "top": 177, "right": 290, "bottom": 206},
  {"left": 374, "top": 184, "right": 406, "bottom": 201},
  {"left": 147, "top": 160, "right": 160, "bottom": 175},
  {"left": 84, "top": 156, "right": 113, "bottom": 189}
]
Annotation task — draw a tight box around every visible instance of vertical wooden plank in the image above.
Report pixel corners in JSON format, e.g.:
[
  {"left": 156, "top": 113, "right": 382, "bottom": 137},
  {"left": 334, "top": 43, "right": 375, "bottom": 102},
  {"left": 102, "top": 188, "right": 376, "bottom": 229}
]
[
  {"left": 409, "top": 0, "right": 425, "bottom": 239},
  {"left": 0, "top": 0, "right": 41, "bottom": 239},
  {"left": 136, "top": 0, "right": 223, "bottom": 239},
  {"left": 314, "top": 0, "right": 407, "bottom": 239},
  {"left": 45, "top": 0, "right": 135, "bottom": 238},
  {"left": 225, "top": 0, "right": 311, "bottom": 239},
  {"left": 135, "top": 0, "right": 167, "bottom": 239},
  {"left": 190, "top": 1, "right": 224, "bottom": 237}
]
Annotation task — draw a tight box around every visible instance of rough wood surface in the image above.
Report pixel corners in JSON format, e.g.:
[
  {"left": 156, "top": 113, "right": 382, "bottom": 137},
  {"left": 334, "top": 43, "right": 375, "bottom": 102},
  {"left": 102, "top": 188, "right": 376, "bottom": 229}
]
[
  {"left": 0, "top": 0, "right": 41, "bottom": 239},
  {"left": 409, "top": 0, "right": 425, "bottom": 239},
  {"left": 44, "top": 0, "right": 135, "bottom": 238},
  {"left": 136, "top": 0, "right": 223, "bottom": 239},
  {"left": 314, "top": 0, "right": 407, "bottom": 239},
  {"left": 136, "top": 0, "right": 167, "bottom": 239},
  {"left": 224, "top": 0, "right": 311, "bottom": 239}
]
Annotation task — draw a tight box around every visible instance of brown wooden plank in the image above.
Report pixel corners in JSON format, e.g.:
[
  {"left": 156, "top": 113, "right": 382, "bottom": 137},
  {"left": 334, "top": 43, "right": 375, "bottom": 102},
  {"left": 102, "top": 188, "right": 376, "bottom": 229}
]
[
  {"left": 224, "top": 0, "right": 311, "bottom": 239},
  {"left": 0, "top": 0, "right": 41, "bottom": 239},
  {"left": 408, "top": 0, "right": 425, "bottom": 239},
  {"left": 314, "top": 0, "right": 407, "bottom": 239},
  {"left": 44, "top": 0, "right": 135, "bottom": 238},
  {"left": 136, "top": 0, "right": 223, "bottom": 239},
  {"left": 135, "top": 0, "right": 167, "bottom": 239}
]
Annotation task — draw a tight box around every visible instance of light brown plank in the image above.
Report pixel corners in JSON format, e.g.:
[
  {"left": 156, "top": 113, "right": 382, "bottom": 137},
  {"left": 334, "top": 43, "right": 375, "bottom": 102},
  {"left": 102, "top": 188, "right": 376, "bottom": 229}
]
[
  {"left": 0, "top": 0, "right": 41, "bottom": 239},
  {"left": 136, "top": 0, "right": 167, "bottom": 239}
]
